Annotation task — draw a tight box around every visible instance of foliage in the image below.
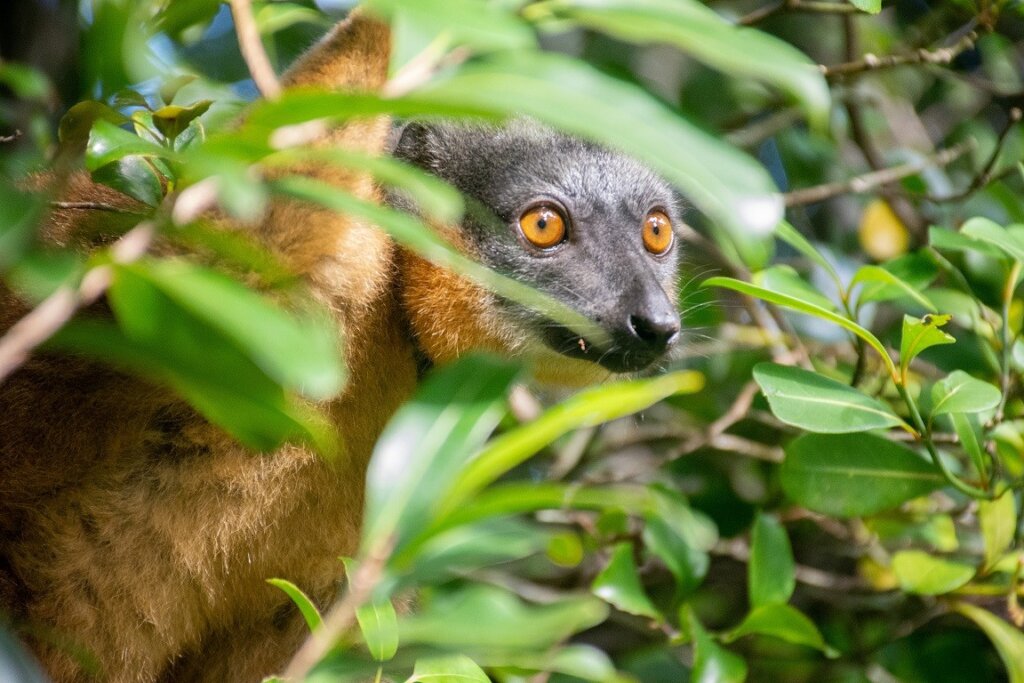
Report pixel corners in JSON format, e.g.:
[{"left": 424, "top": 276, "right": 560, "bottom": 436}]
[{"left": 3, "top": 0, "right": 1024, "bottom": 681}]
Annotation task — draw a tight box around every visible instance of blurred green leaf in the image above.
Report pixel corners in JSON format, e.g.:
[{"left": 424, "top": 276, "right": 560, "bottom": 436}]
[
  {"left": 0, "top": 186, "right": 47, "bottom": 271},
  {"left": 724, "top": 603, "right": 834, "bottom": 656},
  {"left": 91, "top": 157, "right": 164, "bottom": 206},
  {"left": 849, "top": 0, "right": 881, "bottom": 12},
  {"left": 59, "top": 101, "right": 129, "bottom": 151},
  {"left": 901, "top": 314, "right": 955, "bottom": 380},
  {"left": 356, "top": 600, "right": 399, "bottom": 662},
  {"left": 685, "top": 606, "right": 747, "bottom": 683},
  {"left": 399, "top": 585, "right": 608, "bottom": 650},
  {"left": 753, "top": 363, "right": 908, "bottom": 433},
  {"left": 592, "top": 542, "right": 662, "bottom": 620},
  {"left": 781, "top": 433, "right": 944, "bottom": 517},
  {"left": 930, "top": 226, "right": 1007, "bottom": 260},
  {"left": 775, "top": 221, "right": 841, "bottom": 287},
  {"left": 362, "top": 355, "right": 520, "bottom": 554},
  {"left": 407, "top": 654, "right": 489, "bottom": 683},
  {"left": 978, "top": 491, "right": 1017, "bottom": 572},
  {"left": 159, "top": 75, "right": 199, "bottom": 106},
  {"left": 86, "top": 119, "right": 168, "bottom": 171},
  {"left": 152, "top": 100, "right": 212, "bottom": 142},
  {"left": 951, "top": 412, "right": 988, "bottom": 481},
  {"left": 753, "top": 265, "right": 837, "bottom": 312},
  {"left": 0, "top": 63, "right": 51, "bottom": 100},
  {"left": 748, "top": 512, "right": 795, "bottom": 608},
  {"left": 446, "top": 370, "right": 704, "bottom": 507},
  {"left": 931, "top": 370, "right": 1001, "bottom": 417},
  {"left": 706, "top": 277, "right": 898, "bottom": 381},
  {"left": 852, "top": 264, "right": 935, "bottom": 312},
  {"left": 542, "top": 0, "right": 831, "bottom": 130},
  {"left": 961, "top": 217, "right": 1024, "bottom": 262},
  {"left": 892, "top": 550, "right": 974, "bottom": 595},
  {"left": 266, "top": 578, "right": 323, "bottom": 633},
  {"left": 643, "top": 516, "right": 709, "bottom": 597},
  {"left": 953, "top": 602, "right": 1024, "bottom": 683},
  {"left": 117, "top": 260, "right": 344, "bottom": 399}
]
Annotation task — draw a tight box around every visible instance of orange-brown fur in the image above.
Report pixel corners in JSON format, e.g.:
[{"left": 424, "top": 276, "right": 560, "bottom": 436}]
[{"left": 0, "top": 14, "right": 460, "bottom": 682}]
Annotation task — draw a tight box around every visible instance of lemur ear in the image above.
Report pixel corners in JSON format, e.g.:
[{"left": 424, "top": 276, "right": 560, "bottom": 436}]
[{"left": 392, "top": 122, "right": 434, "bottom": 167}]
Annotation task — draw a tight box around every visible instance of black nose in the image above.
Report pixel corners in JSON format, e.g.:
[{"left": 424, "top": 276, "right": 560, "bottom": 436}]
[{"left": 628, "top": 312, "right": 680, "bottom": 352}]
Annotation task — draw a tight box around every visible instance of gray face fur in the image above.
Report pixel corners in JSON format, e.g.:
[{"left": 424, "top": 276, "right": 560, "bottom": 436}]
[{"left": 392, "top": 117, "right": 682, "bottom": 373}]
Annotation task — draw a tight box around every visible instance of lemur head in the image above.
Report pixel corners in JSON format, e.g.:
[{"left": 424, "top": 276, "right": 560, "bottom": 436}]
[{"left": 393, "top": 117, "right": 681, "bottom": 381}]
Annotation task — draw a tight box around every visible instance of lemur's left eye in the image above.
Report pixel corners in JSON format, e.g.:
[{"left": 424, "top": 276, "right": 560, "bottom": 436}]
[
  {"left": 642, "top": 210, "right": 673, "bottom": 255},
  {"left": 519, "top": 205, "right": 567, "bottom": 249}
]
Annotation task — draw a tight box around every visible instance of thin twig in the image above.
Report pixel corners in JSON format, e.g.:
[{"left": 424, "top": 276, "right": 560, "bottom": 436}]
[
  {"left": 281, "top": 540, "right": 392, "bottom": 681},
  {"left": 713, "top": 538, "right": 867, "bottom": 591},
  {"left": 50, "top": 201, "right": 147, "bottom": 214},
  {"left": 229, "top": 0, "right": 282, "bottom": 100},
  {"left": 822, "top": 31, "right": 979, "bottom": 79},
  {"left": 0, "top": 221, "right": 157, "bottom": 383},
  {"left": 919, "top": 107, "right": 1023, "bottom": 204},
  {"left": 783, "top": 141, "right": 974, "bottom": 206},
  {"left": 0, "top": 129, "right": 22, "bottom": 144}
]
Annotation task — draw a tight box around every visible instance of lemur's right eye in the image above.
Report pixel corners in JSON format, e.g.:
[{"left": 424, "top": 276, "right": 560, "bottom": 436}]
[{"left": 519, "top": 205, "right": 567, "bottom": 249}]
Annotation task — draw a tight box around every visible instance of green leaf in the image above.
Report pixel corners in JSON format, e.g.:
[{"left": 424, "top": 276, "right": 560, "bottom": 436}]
[
  {"left": 849, "top": 0, "right": 882, "bottom": 13},
  {"left": 953, "top": 602, "right": 1024, "bottom": 683},
  {"left": 705, "top": 277, "right": 897, "bottom": 381},
  {"left": 407, "top": 655, "right": 490, "bottom": 683},
  {"left": 592, "top": 542, "right": 662, "bottom": 621},
  {"left": 0, "top": 186, "right": 47, "bottom": 270},
  {"left": 356, "top": 600, "right": 399, "bottom": 662},
  {"left": 931, "top": 371, "right": 1001, "bottom": 417},
  {"left": 443, "top": 370, "right": 703, "bottom": 508},
  {"left": 361, "top": 355, "right": 520, "bottom": 554},
  {"left": 398, "top": 585, "right": 608, "bottom": 650},
  {"left": 748, "top": 513, "right": 795, "bottom": 608},
  {"left": 158, "top": 74, "right": 198, "bottom": 106},
  {"left": 854, "top": 253, "right": 939, "bottom": 308},
  {"left": 406, "top": 519, "right": 553, "bottom": 584},
  {"left": 685, "top": 606, "right": 747, "bottom": 683},
  {"left": 753, "top": 363, "right": 909, "bottom": 433},
  {"left": 58, "top": 100, "right": 129, "bottom": 150},
  {"left": 643, "top": 517, "right": 709, "bottom": 597},
  {"left": 91, "top": 157, "right": 164, "bottom": 206},
  {"left": 851, "top": 264, "right": 935, "bottom": 312},
  {"left": 900, "top": 314, "right": 955, "bottom": 380},
  {"left": 116, "top": 260, "right": 344, "bottom": 399},
  {"left": 542, "top": 0, "right": 831, "bottom": 131},
  {"left": 892, "top": 550, "right": 975, "bottom": 595},
  {"left": 774, "top": 221, "right": 841, "bottom": 286},
  {"left": 979, "top": 491, "right": 1017, "bottom": 572},
  {"left": 961, "top": 217, "right": 1024, "bottom": 262},
  {"left": 752, "top": 265, "right": 837, "bottom": 312},
  {"left": 0, "top": 62, "right": 51, "bottom": 100},
  {"left": 951, "top": 412, "right": 988, "bottom": 481},
  {"left": 50, "top": 319, "right": 335, "bottom": 454},
  {"left": 781, "top": 433, "right": 944, "bottom": 517},
  {"left": 152, "top": 100, "right": 212, "bottom": 142},
  {"left": 86, "top": 119, "right": 168, "bottom": 171},
  {"left": 929, "top": 226, "right": 1007, "bottom": 260},
  {"left": 251, "top": 48, "right": 784, "bottom": 237},
  {"left": 724, "top": 603, "right": 834, "bottom": 656},
  {"left": 266, "top": 578, "right": 323, "bottom": 633}
]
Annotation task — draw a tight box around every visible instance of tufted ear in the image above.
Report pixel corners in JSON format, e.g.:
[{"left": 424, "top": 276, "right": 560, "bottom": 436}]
[{"left": 391, "top": 121, "right": 436, "bottom": 169}]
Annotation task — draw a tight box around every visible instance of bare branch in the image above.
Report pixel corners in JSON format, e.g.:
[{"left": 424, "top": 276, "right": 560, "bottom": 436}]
[
  {"left": 822, "top": 31, "right": 979, "bottom": 79},
  {"left": 739, "top": 0, "right": 860, "bottom": 26},
  {"left": 783, "top": 141, "right": 974, "bottom": 206},
  {"left": 50, "top": 201, "right": 147, "bottom": 214},
  {"left": 0, "top": 221, "right": 157, "bottom": 383},
  {"left": 229, "top": 0, "right": 282, "bottom": 100}
]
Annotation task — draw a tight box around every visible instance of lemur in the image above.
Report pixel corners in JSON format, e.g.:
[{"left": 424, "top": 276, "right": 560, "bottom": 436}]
[{"left": 0, "top": 11, "right": 682, "bottom": 683}]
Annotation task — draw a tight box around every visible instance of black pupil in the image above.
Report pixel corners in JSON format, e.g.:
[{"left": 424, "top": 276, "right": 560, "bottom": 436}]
[
  {"left": 537, "top": 217, "right": 547, "bottom": 230},
  {"left": 652, "top": 224, "right": 660, "bottom": 236}
]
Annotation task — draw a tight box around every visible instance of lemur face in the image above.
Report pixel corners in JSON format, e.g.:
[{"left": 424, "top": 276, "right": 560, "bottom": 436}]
[{"left": 393, "top": 118, "right": 681, "bottom": 374}]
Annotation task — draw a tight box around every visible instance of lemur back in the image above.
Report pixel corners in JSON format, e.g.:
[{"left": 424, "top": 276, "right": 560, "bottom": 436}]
[{"left": 0, "top": 12, "right": 683, "bottom": 682}]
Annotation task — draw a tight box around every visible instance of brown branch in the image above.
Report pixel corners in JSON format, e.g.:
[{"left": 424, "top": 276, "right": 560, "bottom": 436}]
[
  {"left": 0, "top": 221, "right": 156, "bottom": 383},
  {"left": 50, "top": 201, "right": 147, "bottom": 214},
  {"left": 229, "top": 0, "right": 282, "bottom": 100},
  {"left": 918, "top": 107, "right": 1023, "bottom": 204},
  {"left": 822, "top": 31, "right": 979, "bottom": 79},
  {"left": 782, "top": 141, "right": 974, "bottom": 206}
]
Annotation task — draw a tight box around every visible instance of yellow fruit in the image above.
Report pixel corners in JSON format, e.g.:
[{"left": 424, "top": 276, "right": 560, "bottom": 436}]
[{"left": 859, "top": 199, "right": 910, "bottom": 261}]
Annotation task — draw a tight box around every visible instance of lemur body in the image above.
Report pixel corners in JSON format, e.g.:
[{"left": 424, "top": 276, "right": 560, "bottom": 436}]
[{"left": 0, "top": 13, "right": 681, "bottom": 683}]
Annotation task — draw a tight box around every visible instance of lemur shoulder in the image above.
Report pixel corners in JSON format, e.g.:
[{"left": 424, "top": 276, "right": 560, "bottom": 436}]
[{"left": 0, "top": 11, "right": 682, "bottom": 683}]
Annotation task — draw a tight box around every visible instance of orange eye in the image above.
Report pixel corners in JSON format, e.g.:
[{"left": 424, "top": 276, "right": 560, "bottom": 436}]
[
  {"left": 519, "top": 205, "right": 567, "bottom": 249},
  {"left": 642, "top": 210, "right": 673, "bottom": 255}
]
